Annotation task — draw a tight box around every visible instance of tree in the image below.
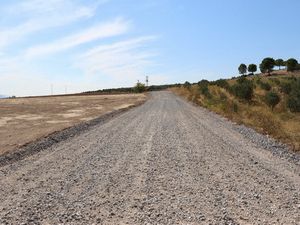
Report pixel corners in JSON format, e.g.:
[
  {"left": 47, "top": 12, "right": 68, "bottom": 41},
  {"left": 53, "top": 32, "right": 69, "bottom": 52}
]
[
  {"left": 265, "top": 91, "right": 280, "bottom": 110},
  {"left": 259, "top": 57, "right": 276, "bottom": 75},
  {"left": 238, "top": 64, "right": 247, "bottom": 75},
  {"left": 248, "top": 64, "right": 257, "bottom": 75},
  {"left": 275, "top": 59, "right": 285, "bottom": 70},
  {"left": 286, "top": 58, "right": 298, "bottom": 72},
  {"left": 133, "top": 81, "right": 146, "bottom": 93}
]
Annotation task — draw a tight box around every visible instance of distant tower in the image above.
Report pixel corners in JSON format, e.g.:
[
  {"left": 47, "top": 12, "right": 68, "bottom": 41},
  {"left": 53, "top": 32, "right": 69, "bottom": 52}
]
[{"left": 146, "top": 76, "right": 149, "bottom": 87}]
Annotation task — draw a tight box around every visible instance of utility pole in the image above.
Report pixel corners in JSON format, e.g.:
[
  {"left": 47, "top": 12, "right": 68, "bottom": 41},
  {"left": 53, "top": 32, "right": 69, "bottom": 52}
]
[
  {"left": 65, "top": 85, "right": 67, "bottom": 95},
  {"left": 146, "top": 76, "right": 149, "bottom": 87},
  {"left": 51, "top": 84, "right": 53, "bottom": 95}
]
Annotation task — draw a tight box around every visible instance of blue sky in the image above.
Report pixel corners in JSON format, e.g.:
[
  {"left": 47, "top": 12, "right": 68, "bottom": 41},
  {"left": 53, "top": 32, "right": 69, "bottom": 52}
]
[{"left": 0, "top": 0, "right": 299, "bottom": 96}]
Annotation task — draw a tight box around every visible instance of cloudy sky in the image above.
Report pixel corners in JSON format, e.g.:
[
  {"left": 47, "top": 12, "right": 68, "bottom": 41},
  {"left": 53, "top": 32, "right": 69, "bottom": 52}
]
[{"left": 0, "top": 0, "right": 300, "bottom": 96}]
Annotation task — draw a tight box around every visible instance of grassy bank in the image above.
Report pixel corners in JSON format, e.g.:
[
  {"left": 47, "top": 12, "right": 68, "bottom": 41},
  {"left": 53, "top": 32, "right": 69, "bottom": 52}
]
[{"left": 171, "top": 72, "right": 300, "bottom": 151}]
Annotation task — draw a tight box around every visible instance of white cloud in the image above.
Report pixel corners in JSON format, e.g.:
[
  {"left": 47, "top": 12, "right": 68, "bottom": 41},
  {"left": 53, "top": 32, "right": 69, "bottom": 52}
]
[
  {"left": 0, "top": 0, "right": 102, "bottom": 49},
  {"left": 0, "top": 1, "right": 163, "bottom": 96},
  {"left": 25, "top": 18, "right": 130, "bottom": 58},
  {"left": 77, "top": 36, "right": 158, "bottom": 79}
]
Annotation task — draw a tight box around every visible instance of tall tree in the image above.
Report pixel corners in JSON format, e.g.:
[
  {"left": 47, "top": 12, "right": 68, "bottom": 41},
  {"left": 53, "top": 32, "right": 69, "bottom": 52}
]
[
  {"left": 248, "top": 64, "right": 257, "bottom": 75},
  {"left": 286, "top": 58, "right": 298, "bottom": 72},
  {"left": 259, "top": 57, "right": 275, "bottom": 75},
  {"left": 238, "top": 64, "right": 247, "bottom": 75},
  {"left": 275, "top": 59, "right": 285, "bottom": 70}
]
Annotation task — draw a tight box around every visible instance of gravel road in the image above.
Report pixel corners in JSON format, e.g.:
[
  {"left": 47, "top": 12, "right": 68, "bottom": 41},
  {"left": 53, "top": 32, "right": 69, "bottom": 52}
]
[{"left": 0, "top": 91, "right": 299, "bottom": 225}]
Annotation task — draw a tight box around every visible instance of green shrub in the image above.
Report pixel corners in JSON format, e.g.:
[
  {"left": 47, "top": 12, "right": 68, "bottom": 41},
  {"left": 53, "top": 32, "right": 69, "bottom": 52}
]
[
  {"left": 133, "top": 82, "right": 146, "bottom": 93},
  {"left": 197, "top": 79, "right": 210, "bottom": 86},
  {"left": 265, "top": 91, "right": 280, "bottom": 110},
  {"left": 197, "top": 79, "right": 211, "bottom": 98},
  {"left": 270, "top": 78, "right": 281, "bottom": 85},
  {"left": 199, "top": 85, "right": 211, "bottom": 98},
  {"left": 259, "top": 81, "right": 272, "bottom": 91},
  {"left": 231, "top": 77, "right": 254, "bottom": 101},
  {"left": 211, "top": 79, "right": 230, "bottom": 90},
  {"left": 183, "top": 81, "right": 191, "bottom": 89},
  {"left": 280, "top": 82, "right": 292, "bottom": 94},
  {"left": 287, "top": 79, "right": 300, "bottom": 112}
]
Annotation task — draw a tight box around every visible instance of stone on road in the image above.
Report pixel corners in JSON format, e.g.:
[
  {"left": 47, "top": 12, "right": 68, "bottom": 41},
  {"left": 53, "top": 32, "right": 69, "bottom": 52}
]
[{"left": 0, "top": 91, "right": 299, "bottom": 224}]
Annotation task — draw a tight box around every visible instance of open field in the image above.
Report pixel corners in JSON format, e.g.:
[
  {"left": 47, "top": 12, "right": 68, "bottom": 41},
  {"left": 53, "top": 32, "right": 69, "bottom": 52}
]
[{"left": 0, "top": 94, "right": 146, "bottom": 155}]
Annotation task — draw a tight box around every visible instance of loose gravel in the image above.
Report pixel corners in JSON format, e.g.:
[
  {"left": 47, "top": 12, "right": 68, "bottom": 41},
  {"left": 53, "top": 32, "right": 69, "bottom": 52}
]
[{"left": 0, "top": 91, "right": 299, "bottom": 225}]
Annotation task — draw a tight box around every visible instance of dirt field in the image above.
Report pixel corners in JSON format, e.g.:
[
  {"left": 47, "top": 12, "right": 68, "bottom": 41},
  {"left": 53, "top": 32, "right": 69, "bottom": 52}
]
[{"left": 0, "top": 94, "right": 146, "bottom": 155}]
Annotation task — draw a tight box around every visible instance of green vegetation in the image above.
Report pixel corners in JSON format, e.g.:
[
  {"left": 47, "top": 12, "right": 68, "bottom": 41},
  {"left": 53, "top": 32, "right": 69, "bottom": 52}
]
[
  {"left": 171, "top": 72, "right": 300, "bottom": 151},
  {"left": 210, "top": 79, "right": 230, "bottom": 90},
  {"left": 238, "top": 64, "right": 247, "bottom": 75},
  {"left": 133, "top": 81, "right": 146, "bottom": 93},
  {"left": 265, "top": 91, "right": 280, "bottom": 110},
  {"left": 280, "top": 81, "right": 292, "bottom": 94},
  {"left": 83, "top": 83, "right": 179, "bottom": 95},
  {"left": 231, "top": 77, "right": 254, "bottom": 101},
  {"left": 183, "top": 81, "right": 191, "bottom": 89},
  {"left": 286, "top": 58, "right": 298, "bottom": 72},
  {"left": 248, "top": 64, "right": 257, "bottom": 75},
  {"left": 258, "top": 80, "right": 271, "bottom": 91},
  {"left": 240, "top": 57, "right": 300, "bottom": 76},
  {"left": 275, "top": 58, "right": 285, "bottom": 70},
  {"left": 259, "top": 57, "right": 276, "bottom": 75},
  {"left": 198, "top": 80, "right": 211, "bottom": 98},
  {"left": 287, "top": 79, "right": 300, "bottom": 112}
]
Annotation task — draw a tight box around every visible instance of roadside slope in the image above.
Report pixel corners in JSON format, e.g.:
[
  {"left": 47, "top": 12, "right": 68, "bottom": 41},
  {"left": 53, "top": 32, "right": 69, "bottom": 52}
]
[{"left": 0, "top": 91, "right": 299, "bottom": 224}]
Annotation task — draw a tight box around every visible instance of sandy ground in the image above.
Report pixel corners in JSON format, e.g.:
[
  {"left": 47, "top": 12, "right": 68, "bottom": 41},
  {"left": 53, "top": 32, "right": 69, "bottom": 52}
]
[
  {"left": 0, "top": 91, "right": 299, "bottom": 224},
  {"left": 0, "top": 94, "right": 145, "bottom": 155}
]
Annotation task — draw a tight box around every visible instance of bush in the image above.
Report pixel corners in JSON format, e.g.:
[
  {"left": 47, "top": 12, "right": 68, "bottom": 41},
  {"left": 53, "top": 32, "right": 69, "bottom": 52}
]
[
  {"left": 259, "top": 81, "right": 271, "bottom": 91},
  {"left": 270, "top": 78, "right": 281, "bottom": 85},
  {"left": 133, "top": 82, "right": 146, "bottom": 93},
  {"left": 197, "top": 79, "right": 210, "bottom": 86},
  {"left": 280, "top": 82, "right": 292, "bottom": 94},
  {"left": 211, "top": 79, "right": 230, "bottom": 90},
  {"left": 199, "top": 85, "right": 211, "bottom": 98},
  {"left": 183, "top": 81, "right": 191, "bottom": 89},
  {"left": 197, "top": 80, "right": 211, "bottom": 98},
  {"left": 287, "top": 79, "right": 300, "bottom": 112},
  {"left": 265, "top": 91, "right": 280, "bottom": 110},
  {"left": 231, "top": 77, "right": 254, "bottom": 101}
]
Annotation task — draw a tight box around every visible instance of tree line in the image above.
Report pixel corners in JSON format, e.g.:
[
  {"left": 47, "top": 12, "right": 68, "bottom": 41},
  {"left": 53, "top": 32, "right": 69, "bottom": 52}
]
[{"left": 238, "top": 57, "right": 299, "bottom": 76}]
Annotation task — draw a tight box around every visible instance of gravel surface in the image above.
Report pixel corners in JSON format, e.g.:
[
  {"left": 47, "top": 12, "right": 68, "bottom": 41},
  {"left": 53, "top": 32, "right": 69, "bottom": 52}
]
[{"left": 0, "top": 91, "right": 299, "bottom": 225}]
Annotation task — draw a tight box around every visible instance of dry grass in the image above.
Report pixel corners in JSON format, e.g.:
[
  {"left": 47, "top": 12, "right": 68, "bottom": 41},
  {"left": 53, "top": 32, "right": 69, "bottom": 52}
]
[
  {"left": 171, "top": 73, "right": 300, "bottom": 151},
  {"left": 0, "top": 94, "right": 146, "bottom": 155}
]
